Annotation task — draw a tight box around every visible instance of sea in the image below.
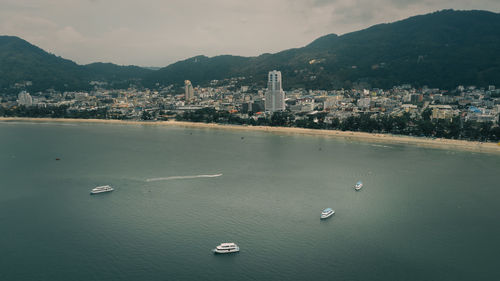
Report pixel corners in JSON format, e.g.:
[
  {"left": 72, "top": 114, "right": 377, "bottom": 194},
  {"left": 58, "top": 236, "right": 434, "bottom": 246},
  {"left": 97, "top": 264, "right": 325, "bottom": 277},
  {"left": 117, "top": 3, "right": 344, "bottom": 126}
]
[{"left": 1, "top": 121, "right": 499, "bottom": 281}]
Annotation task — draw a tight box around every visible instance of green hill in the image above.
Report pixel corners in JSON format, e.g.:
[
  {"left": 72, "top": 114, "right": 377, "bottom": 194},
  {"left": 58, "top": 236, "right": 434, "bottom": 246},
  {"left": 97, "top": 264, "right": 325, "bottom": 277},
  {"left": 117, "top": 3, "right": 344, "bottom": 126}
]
[
  {"left": 1, "top": 9, "right": 499, "bottom": 93},
  {"left": 0, "top": 36, "right": 152, "bottom": 93},
  {"left": 146, "top": 9, "right": 500, "bottom": 89}
]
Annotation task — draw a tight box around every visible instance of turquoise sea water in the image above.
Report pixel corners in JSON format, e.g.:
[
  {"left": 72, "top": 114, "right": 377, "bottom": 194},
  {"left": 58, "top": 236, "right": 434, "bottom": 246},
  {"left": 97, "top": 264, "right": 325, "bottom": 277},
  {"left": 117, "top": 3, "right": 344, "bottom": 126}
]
[{"left": 1, "top": 122, "right": 499, "bottom": 281}]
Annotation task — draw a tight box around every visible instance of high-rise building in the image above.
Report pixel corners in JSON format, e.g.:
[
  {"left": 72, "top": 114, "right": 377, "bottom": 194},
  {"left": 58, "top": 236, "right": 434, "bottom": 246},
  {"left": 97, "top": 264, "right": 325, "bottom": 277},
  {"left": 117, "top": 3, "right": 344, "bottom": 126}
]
[
  {"left": 265, "top": 70, "right": 285, "bottom": 113},
  {"left": 184, "top": 80, "right": 194, "bottom": 102},
  {"left": 17, "top": 91, "right": 33, "bottom": 106}
]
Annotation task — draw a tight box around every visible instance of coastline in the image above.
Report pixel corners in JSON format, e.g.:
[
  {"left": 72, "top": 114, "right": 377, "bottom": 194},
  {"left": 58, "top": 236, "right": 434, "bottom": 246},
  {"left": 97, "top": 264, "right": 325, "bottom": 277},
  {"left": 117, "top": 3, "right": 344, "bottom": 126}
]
[{"left": 1, "top": 117, "right": 499, "bottom": 154}]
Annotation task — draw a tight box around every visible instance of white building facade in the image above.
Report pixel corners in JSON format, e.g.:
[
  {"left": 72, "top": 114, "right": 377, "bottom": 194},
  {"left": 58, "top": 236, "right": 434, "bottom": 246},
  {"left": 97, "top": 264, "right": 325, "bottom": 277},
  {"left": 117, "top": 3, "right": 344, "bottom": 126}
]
[
  {"left": 265, "top": 70, "right": 286, "bottom": 113},
  {"left": 17, "top": 91, "right": 33, "bottom": 106},
  {"left": 184, "top": 80, "right": 194, "bottom": 102}
]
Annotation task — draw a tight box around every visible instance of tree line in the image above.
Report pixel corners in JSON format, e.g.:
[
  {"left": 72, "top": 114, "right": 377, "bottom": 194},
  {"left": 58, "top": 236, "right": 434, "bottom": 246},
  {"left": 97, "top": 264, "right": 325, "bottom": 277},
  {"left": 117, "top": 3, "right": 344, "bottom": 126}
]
[
  {"left": 2, "top": 105, "right": 499, "bottom": 142},
  {"left": 175, "top": 108, "right": 500, "bottom": 142}
]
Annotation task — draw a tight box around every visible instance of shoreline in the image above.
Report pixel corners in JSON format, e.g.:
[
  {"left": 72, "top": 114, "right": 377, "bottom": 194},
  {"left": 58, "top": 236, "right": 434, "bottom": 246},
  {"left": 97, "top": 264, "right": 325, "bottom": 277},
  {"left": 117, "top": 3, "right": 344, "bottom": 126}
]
[{"left": 1, "top": 117, "right": 499, "bottom": 154}]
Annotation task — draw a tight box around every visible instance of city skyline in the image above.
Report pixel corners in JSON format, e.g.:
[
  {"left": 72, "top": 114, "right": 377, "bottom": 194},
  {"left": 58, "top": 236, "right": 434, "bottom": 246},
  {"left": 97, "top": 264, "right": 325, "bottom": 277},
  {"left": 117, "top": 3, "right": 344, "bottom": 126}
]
[{"left": 1, "top": 1, "right": 499, "bottom": 66}]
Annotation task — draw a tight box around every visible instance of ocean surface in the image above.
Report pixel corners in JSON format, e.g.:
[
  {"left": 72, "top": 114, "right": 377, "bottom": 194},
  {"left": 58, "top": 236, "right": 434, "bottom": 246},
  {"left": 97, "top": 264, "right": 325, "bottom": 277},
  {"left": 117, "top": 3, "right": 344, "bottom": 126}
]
[{"left": 1, "top": 121, "right": 499, "bottom": 281}]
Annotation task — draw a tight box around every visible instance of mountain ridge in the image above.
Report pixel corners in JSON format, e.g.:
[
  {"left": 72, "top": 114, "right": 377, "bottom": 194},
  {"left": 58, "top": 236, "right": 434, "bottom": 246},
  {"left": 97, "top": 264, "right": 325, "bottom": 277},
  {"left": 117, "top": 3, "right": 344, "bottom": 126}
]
[
  {"left": 1, "top": 9, "right": 499, "bottom": 94},
  {"left": 147, "top": 9, "right": 500, "bottom": 89},
  {"left": 0, "top": 36, "right": 153, "bottom": 93}
]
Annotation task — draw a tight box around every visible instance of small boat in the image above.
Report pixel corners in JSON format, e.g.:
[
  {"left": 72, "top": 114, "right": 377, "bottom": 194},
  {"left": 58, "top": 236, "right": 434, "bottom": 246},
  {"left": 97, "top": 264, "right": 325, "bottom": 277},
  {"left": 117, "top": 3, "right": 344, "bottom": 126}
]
[
  {"left": 320, "top": 208, "right": 335, "bottom": 219},
  {"left": 354, "top": 181, "right": 363, "bottom": 191},
  {"left": 90, "top": 185, "right": 114, "bottom": 195},
  {"left": 213, "top": 243, "right": 240, "bottom": 254}
]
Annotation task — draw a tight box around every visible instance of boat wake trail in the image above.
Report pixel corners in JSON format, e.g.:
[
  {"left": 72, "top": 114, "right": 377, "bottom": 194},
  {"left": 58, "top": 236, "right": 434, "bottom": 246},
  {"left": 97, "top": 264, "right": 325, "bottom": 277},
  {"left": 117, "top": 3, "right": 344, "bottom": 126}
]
[
  {"left": 370, "top": 144, "right": 391, "bottom": 148},
  {"left": 145, "top": 174, "right": 223, "bottom": 182}
]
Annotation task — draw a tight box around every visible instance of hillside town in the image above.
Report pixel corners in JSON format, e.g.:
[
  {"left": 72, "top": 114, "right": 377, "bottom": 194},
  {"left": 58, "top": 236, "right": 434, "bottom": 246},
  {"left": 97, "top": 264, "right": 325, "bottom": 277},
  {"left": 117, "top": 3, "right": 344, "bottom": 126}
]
[{"left": 1, "top": 71, "right": 500, "bottom": 141}]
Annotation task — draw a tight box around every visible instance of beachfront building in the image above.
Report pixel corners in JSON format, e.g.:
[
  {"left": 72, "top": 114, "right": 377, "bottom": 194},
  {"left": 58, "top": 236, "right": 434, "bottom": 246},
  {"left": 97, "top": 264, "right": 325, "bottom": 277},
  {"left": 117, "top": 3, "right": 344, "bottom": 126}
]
[
  {"left": 185, "top": 80, "right": 194, "bottom": 103},
  {"left": 265, "top": 70, "right": 286, "bottom": 113},
  {"left": 17, "top": 91, "right": 33, "bottom": 106},
  {"left": 429, "top": 105, "right": 456, "bottom": 120}
]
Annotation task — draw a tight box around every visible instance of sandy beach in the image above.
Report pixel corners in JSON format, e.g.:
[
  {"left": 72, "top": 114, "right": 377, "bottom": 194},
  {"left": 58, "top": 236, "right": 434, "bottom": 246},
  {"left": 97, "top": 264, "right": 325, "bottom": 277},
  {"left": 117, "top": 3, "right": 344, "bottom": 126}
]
[{"left": 1, "top": 117, "right": 499, "bottom": 154}]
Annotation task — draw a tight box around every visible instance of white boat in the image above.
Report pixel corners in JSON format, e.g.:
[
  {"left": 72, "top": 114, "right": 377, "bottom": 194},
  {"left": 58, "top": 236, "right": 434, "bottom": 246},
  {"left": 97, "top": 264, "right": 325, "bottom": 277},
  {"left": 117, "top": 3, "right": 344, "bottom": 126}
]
[
  {"left": 213, "top": 243, "right": 240, "bottom": 254},
  {"left": 90, "top": 185, "right": 114, "bottom": 195},
  {"left": 320, "top": 208, "right": 335, "bottom": 219},
  {"left": 354, "top": 181, "right": 363, "bottom": 191}
]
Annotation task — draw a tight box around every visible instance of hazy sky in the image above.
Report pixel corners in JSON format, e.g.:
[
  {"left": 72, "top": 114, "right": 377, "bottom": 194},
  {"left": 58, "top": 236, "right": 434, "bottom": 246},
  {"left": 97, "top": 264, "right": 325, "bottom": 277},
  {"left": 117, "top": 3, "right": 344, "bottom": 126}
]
[{"left": 1, "top": 0, "right": 499, "bottom": 66}]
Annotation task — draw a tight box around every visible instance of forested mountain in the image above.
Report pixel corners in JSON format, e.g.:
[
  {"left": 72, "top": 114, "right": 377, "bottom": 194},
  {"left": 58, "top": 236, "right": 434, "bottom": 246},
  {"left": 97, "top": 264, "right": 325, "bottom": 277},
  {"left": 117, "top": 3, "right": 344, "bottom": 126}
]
[
  {"left": 0, "top": 36, "right": 152, "bottom": 93},
  {"left": 1, "top": 9, "right": 499, "bottom": 93},
  {"left": 146, "top": 10, "right": 500, "bottom": 89}
]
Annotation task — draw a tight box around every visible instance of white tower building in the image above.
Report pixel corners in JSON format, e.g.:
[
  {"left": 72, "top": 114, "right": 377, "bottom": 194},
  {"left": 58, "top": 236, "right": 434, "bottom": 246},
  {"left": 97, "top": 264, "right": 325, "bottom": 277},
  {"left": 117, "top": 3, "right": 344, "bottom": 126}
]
[
  {"left": 184, "top": 80, "right": 194, "bottom": 102},
  {"left": 265, "top": 70, "right": 286, "bottom": 113}
]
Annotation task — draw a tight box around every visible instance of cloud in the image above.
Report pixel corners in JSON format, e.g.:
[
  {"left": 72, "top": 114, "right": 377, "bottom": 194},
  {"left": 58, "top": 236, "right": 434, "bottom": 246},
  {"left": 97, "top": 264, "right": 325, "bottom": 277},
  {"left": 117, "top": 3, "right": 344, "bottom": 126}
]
[
  {"left": 0, "top": 0, "right": 499, "bottom": 66},
  {"left": 56, "top": 26, "right": 86, "bottom": 44}
]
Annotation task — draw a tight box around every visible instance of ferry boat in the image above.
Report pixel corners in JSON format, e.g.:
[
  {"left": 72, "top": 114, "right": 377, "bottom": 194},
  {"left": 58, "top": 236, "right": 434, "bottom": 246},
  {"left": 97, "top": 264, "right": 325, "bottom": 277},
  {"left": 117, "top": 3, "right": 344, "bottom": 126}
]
[
  {"left": 320, "top": 208, "right": 335, "bottom": 219},
  {"left": 213, "top": 243, "right": 240, "bottom": 254},
  {"left": 90, "top": 185, "right": 114, "bottom": 195},
  {"left": 354, "top": 181, "right": 363, "bottom": 191}
]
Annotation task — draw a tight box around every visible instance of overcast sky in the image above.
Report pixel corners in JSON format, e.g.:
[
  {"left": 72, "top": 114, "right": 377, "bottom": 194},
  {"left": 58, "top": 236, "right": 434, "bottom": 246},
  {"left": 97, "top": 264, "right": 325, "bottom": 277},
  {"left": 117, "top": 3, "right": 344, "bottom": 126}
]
[{"left": 1, "top": 0, "right": 499, "bottom": 66}]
